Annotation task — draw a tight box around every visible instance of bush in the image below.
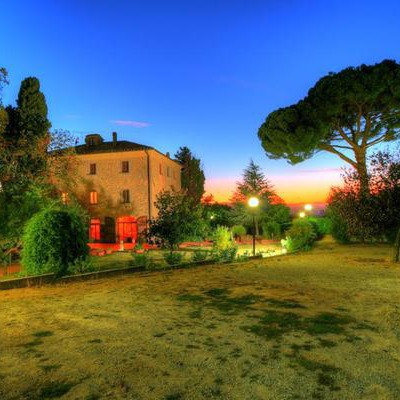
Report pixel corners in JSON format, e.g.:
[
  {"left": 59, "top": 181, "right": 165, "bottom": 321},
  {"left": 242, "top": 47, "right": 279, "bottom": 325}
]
[
  {"left": 231, "top": 225, "right": 246, "bottom": 240},
  {"left": 327, "top": 209, "right": 351, "bottom": 244},
  {"left": 212, "top": 226, "right": 237, "bottom": 262},
  {"left": 22, "top": 207, "right": 89, "bottom": 277},
  {"left": 262, "top": 221, "right": 281, "bottom": 239},
  {"left": 131, "top": 252, "right": 155, "bottom": 270},
  {"left": 214, "top": 247, "right": 238, "bottom": 262},
  {"left": 68, "top": 257, "right": 94, "bottom": 274},
  {"left": 213, "top": 226, "right": 233, "bottom": 250},
  {"left": 285, "top": 219, "right": 316, "bottom": 252},
  {"left": 191, "top": 249, "right": 209, "bottom": 262},
  {"left": 164, "top": 251, "right": 184, "bottom": 266}
]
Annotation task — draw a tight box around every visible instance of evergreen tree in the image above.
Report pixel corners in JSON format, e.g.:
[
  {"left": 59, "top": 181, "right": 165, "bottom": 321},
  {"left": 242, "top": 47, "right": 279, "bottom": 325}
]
[
  {"left": 231, "top": 160, "right": 289, "bottom": 235},
  {"left": 175, "top": 146, "right": 205, "bottom": 205},
  {"left": 259, "top": 60, "right": 400, "bottom": 193}
]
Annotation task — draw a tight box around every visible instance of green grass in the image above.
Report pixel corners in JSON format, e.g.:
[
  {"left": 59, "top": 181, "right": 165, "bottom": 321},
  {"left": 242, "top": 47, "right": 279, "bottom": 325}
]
[{"left": 0, "top": 239, "right": 399, "bottom": 399}]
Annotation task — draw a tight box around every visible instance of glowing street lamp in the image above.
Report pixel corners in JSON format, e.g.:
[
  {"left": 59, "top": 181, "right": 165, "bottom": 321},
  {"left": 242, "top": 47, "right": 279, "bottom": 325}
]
[
  {"left": 304, "top": 204, "right": 313, "bottom": 212},
  {"left": 299, "top": 211, "right": 306, "bottom": 218},
  {"left": 248, "top": 196, "right": 259, "bottom": 256}
]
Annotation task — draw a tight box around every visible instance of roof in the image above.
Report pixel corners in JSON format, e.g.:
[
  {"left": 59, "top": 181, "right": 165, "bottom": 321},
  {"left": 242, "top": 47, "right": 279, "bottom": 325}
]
[{"left": 74, "top": 140, "right": 153, "bottom": 155}]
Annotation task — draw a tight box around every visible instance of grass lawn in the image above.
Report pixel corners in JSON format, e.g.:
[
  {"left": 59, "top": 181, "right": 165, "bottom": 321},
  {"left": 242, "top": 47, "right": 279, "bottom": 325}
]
[{"left": 0, "top": 238, "right": 399, "bottom": 399}]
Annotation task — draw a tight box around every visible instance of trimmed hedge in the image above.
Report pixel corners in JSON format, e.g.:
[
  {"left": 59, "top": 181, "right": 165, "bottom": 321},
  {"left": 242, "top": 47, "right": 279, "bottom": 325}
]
[{"left": 22, "top": 207, "right": 89, "bottom": 277}]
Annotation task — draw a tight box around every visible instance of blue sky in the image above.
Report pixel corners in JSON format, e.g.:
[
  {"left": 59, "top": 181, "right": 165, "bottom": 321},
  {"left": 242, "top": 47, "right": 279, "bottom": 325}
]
[{"left": 1, "top": 0, "right": 399, "bottom": 202}]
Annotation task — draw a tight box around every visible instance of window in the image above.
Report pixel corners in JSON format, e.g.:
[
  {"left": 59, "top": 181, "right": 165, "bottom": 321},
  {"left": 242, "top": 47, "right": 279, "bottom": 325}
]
[
  {"left": 167, "top": 166, "right": 171, "bottom": 177},
  {"left": 122, "top": 161, "right": 129, "bottom": 173},
  {"left": 89, "top": 191, "right": 98, "bottom": 205},
  {"left": 121, "top": 189, "right": 130, "bottom": 203},
  {"left": 89, "top": 163, "right": 96, "bottom": 175},
  {"left": 159, "top": 164, "right": 163, "bottom": 175},
  {"left": 61, "top": 192, "right": 68, "bottom": 204}
]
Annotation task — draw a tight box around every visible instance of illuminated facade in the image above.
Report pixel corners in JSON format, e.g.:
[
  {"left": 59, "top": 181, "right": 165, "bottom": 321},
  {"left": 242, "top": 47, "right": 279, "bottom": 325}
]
[{"left": 67, "top": 132, "right": 181, "bottom": 243}]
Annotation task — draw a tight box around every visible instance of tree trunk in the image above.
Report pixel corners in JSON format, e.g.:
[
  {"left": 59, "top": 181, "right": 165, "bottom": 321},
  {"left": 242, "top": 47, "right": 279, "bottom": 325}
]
[
  {"left": 393, "top": 226, "right": 400, "bottom": 263},
  {"left": 355, "top": 149, "right": 369, "bottom": 194}
]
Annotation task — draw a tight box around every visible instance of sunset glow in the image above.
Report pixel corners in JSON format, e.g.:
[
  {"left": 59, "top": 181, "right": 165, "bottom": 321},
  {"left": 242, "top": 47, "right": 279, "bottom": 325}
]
[{"left": 205, "top": 168, "right": 343, "bottom": 205}]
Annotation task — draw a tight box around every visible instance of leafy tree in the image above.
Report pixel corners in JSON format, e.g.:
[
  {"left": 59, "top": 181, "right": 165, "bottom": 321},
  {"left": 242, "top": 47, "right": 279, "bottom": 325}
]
[
  {"left": 0, "top": 75, "right": 78, "bottom": 257},
  {"left": 258, "top": 60, "right": 400, "bottom": 192},
  {"left": 327, "top": 150, "right": 400, "bottom": 253},
  {"left": 1, "top": 77, "right": 51, "bottom": 192},
  {"left": 149, "top": 190, "right": 206, "bottom": 252},
  {"left": 175, "top": 146, "right": 205, "bottom": 204}
]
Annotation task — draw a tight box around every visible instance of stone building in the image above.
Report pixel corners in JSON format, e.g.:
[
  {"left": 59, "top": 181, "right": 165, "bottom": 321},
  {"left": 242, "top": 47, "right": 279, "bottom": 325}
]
[{"left": 63, "top": 132, "right": 181, "bottom": 243}]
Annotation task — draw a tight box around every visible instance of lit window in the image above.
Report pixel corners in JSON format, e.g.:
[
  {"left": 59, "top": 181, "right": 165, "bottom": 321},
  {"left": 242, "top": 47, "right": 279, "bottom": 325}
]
[
  {"left": 122, "top": 161, "right": 129, "bottom": 173},
  {"left": 159, "top": 164, "right": 163, "bottom": 175},
  {"left": 90, "top": 191, "right": 98, "bottom": 205},
  {"left": 61, "top": 192, "right": 68, "bottom": 204},
  {"left": 121, "top": 189, "right": 130, "bottom": 203},
  {"left": 89, "top": 163, "right": 96, "bottom": 175}
]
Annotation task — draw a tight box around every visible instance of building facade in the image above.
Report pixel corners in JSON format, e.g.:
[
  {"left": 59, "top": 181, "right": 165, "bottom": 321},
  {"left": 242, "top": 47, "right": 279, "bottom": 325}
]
[{"left": 65, "top": 132, "right": 181, "bottom": 243}]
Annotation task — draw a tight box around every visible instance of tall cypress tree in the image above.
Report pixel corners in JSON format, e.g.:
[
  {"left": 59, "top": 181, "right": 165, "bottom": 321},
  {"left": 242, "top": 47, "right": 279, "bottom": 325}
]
[
  {"left": 175, "top": 146, "right": 205, "bottom": 205},
  {"left": 13, "top": 77, "right": 51, "bottom": 184}
]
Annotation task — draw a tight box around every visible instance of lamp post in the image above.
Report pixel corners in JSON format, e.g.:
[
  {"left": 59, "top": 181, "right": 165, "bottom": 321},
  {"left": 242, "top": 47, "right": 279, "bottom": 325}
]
[{"left": 248, "top": 196, "right": 259, "bottom": 256}]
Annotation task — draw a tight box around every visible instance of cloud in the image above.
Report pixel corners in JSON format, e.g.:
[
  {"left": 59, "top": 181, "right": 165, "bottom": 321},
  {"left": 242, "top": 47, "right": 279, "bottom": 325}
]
[{"left": 110, "top": 119, "right": 151, "bottom": 128}]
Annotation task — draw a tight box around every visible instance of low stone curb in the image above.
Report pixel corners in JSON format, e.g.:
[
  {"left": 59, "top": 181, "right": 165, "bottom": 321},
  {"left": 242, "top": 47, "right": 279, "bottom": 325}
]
[{"left": 0, "top": 253, "right": 290, "bottom": 291}]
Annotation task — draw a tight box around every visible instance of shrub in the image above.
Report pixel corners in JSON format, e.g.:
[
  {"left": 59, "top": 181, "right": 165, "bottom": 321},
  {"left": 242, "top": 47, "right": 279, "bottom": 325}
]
[
  {"left": 191, "top": 249, "right": 209, "bottom": 262},
  {"left": 212, "top": 226, "right": 237, "bottom": 262},
  {"left": 231, "top": 225, "right": 246, "bottom": 240},
  {"left": 68, "top": 257, "right": 94, "bottom": 274},
  {"left": 131, "top": 252, "right": 154, "bottom": 269},
  {"left": 213, "top": 226, "right": 233, "bottom": 250},
  {"left": 262, "top": 221, "right": 281, "bottom": 239},
  {"left": 215, "top": 247, "right": 238, "bottom": 262},
  {"left": 327, "top": 209, "right": 351, "bottom": 244},
  {"left": 163, "top": 251, "right": 184, "bottom": 266},
  {"left": 285, "top": 219, "right": 316, "bottom": 252},
  {"left": 307, "top": 216, "right": 331, "bottom": 240},
  {"left": 22, "top": 207, "right": 89, "bottom": 277}
]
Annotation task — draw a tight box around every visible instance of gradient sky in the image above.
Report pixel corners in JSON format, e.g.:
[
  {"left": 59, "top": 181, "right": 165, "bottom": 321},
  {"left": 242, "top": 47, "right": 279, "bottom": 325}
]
[{"left": 1, "top": 0, "right": 399, "bottom": 204}]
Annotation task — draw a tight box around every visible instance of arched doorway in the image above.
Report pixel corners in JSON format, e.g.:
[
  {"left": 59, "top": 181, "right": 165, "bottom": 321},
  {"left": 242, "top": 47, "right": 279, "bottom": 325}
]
[{"left": 116, "top": 216, "right": 138, "bottom": 243}]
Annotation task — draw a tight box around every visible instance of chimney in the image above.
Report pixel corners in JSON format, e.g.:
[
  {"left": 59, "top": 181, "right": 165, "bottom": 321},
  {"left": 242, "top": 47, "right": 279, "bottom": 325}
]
[
  {"left": 112, "top": 131, "right": 117, "bottom": 145},
  {"left": 166, "top": 152, "right": 170, "bottom": 158}
]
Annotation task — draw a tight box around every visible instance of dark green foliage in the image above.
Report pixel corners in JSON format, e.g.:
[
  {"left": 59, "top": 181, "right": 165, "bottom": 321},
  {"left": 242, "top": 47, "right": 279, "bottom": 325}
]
[
  {"left": 131, "top": 251, "right": 154, "bottom": 269},
  {"left": 327, "top": 150, "right": 400, "bottom": 244},
  {"left": 191, "top": 249, "right": 209, "bottom": 262},
  {"left": 262, "top": 221, "right": 281, "bottom": 239},
  {"left": 259, "top": 60, "right": 400, "bottom": 192},
  {"left": 16, "top": 77, "right": 51, "bottom": 141},
  {"left": 175, "top": 146, "right": 205, "bottom": 205},
  {"left": 203, "top": 200, "right": 233, "bottom": 229},
  {"left": 307, "top": 216, "right": 331, "bottom": 239},
  {"left": 68, "top": 257, "right": 94, "bottom": 274},
  {"left": 285, "top": 219, "right": 317, "bottom": 251},
  {"left": 163, "top": 251, "right": 183, "bottom": 266},
  {"left": 22, "top": 207, "right": 89, "bottom": 277},
  {"left": 231, "top": 224, "right": 246, "bottom": 239},
  {"left": 149, "top": 190, "right": 206, "bottom": 251}
]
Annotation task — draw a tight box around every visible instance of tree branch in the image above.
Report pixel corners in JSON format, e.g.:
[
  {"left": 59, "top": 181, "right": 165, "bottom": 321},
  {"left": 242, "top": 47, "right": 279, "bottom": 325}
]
[
  {"left": 319, "top": 143, "right": 357, "bottom": 168},
  {"left": 336, "top": 125, "right": 357, "bottom": 148}
]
